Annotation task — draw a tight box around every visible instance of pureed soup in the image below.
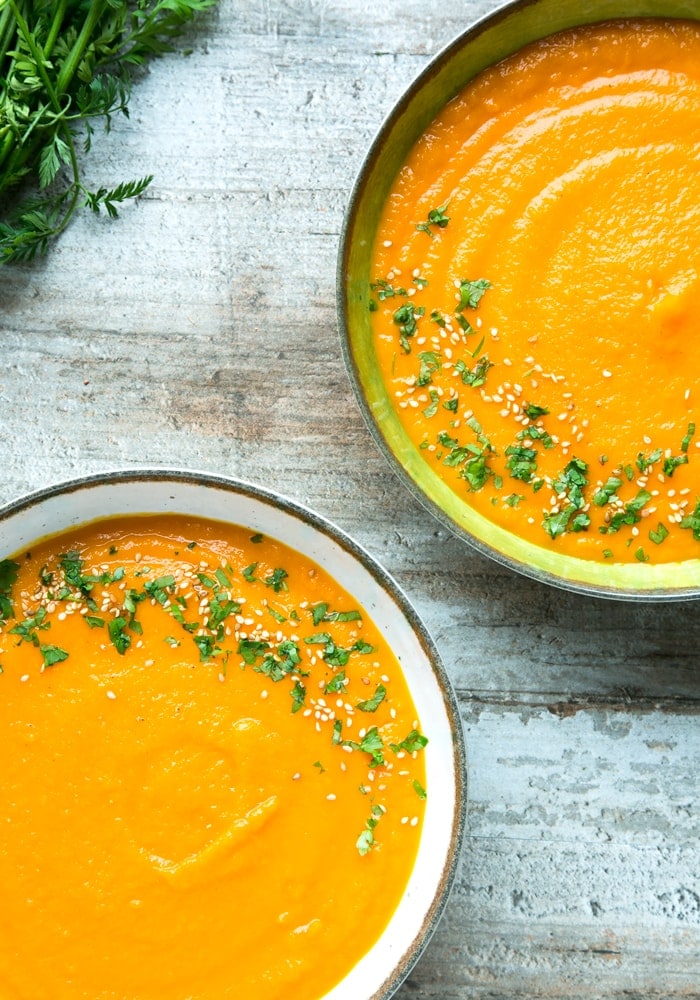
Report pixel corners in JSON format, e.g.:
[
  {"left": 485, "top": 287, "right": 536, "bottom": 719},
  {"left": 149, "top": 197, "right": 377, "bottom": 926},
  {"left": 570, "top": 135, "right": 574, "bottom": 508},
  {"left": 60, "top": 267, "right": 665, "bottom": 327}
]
[
  {"left": 0, "top": 514, "right": 427, "bottom": 999},
  {"left": 369, "top": 18, "right": 700, "bottom": 566}
]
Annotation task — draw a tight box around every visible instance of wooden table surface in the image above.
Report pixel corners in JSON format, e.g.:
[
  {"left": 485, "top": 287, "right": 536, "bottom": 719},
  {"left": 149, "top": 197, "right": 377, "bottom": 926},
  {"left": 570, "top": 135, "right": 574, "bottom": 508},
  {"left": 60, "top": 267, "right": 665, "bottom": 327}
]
[{"left": 1, "top": 0, "right": 698, "bottom": 996}]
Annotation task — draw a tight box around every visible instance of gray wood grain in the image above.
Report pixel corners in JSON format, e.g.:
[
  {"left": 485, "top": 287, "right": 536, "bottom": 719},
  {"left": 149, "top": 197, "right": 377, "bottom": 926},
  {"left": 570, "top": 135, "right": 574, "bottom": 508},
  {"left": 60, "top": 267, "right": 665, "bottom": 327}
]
[{"left": 0, "top": 0, "right": 698, "bottom": 996}]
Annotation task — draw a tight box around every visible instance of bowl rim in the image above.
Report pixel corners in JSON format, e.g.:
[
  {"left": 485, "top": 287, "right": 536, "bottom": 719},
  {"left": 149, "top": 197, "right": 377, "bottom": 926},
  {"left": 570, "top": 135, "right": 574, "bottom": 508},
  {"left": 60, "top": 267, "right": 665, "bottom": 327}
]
[
  {"left": 0, "top": 466, "right": 468, "bottom": 999},
  {"left": 337, "top": 0, "right": 700, "bottom": 603}
]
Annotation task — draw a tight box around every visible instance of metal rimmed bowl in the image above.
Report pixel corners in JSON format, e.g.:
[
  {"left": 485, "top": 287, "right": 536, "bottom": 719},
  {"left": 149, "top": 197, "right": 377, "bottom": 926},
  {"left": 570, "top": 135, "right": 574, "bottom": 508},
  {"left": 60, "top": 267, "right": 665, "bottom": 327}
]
[
  {"left": 338, "top": 0, "right": 700, "bottom": 601},
  {"left": 0, "top": 469, "right": 466, "bottom": 999}
]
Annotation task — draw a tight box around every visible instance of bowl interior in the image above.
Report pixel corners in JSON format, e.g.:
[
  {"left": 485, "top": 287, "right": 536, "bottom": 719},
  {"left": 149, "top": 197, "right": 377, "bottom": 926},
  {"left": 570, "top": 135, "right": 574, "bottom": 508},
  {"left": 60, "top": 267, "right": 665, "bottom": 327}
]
[
  {"left": 339, "top": 0, "right": 700, "bottom": 600},
  {"left": 0, "top": 470, "right": 466, "bottom": 999}
]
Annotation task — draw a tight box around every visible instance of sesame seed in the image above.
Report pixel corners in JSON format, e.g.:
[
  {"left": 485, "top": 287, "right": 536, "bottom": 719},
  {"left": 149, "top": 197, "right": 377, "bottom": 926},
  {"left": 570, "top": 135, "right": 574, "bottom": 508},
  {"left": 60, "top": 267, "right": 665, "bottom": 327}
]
[{"left": 106, "top": 690, "right": 117, "bottom": 700}]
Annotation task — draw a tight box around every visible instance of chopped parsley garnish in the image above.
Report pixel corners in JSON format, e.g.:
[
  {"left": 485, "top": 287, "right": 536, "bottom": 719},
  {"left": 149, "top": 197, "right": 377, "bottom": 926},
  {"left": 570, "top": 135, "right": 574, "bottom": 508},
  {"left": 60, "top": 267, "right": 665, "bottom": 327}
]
[
  {"left": 253, "top": 640, "right": 304, "bottom": 682},
  {"left": 413, "top": 779, "right": 427, "bottom": 800},
  {"left": 600, "top": 489, "right": 651, "bottom": 534},
  {"left": 193, "top": 634, "right": 220, "bottom": 663},
  {"left": 636, "top": 449, "right": 663, "bottom": 473},
  {"left": 265, "top": 568, "right": 288, "bottom": 593},
  {"left": 423, "top": 390, "right": 440, "bottom": 418},
  {"left": 393, "top": 302, "right": 425, "bottom": 353},
  {"left": 290, "top": 679, "right": 306, "bottom": 714},
  {"left": 681, "top": 423, "right": 695, "bottom": 453},
  {"left": 592, "top": 476, "right": 623, "bottom": 507},
  {"left": 542, "top": 458, "right": 590, "bottom": 538},
  {"left": 390, "top": 729, "right": 428, "bottom": 754},
  {"left": 304, "top": 633, "right": 373, "bottom": 666},
  {"left": 144, "top": 574, "right": 177, "bottom": 605},
  {"left": 238, "top": 638, "right": 271, "bottom": 665},
  {"left": 456, "top": 278, "right": 491, "bottom": 312},
  {"left": 311, "top": 605, "right": 362, "bottom": 624},
  {"left": 416, "top": 202, "right": 450, "bottom": 237},
  {"left": 454, "top": 355, "right": 493, "bottom": 389},
  {"left": 505, "top": 445, "right": 538, "bottom": 484},
  {"left": 344, "top": 726, "right": 385, "bottom": 767},
  {"left": 356, "top": 683, "right": 386, "bottom": 713},
  {"left": 680, "top": 500, "right": 700, "bottom": 540},
  {"left": 523, "top": 402, "right": 549, "bottom": 419},
  {"left": 108, "top": 616, "right": 131, "bottom": 655},
  {"left": 370, "top": 278, "right": 408, "bottom": 300},
  {"left": 356, "top": 803, "right": 384, "bottom": 856},
  {"left": 40, "top": 644, "right": 68, "bottom": 668},
  {"left": 0, "top": 559, "right": 19, "bottom": 623},
  {"left": 439, "top": 418, "right": 499, "bottom": 492},
  {"left": 416, "top": 350, "right": 441, "bottom": 387},
  {"left": 9, "top": 607, "right": 50, "bottom": 645},
  {"left": 649, "top": 523, "right": 669, "bottom": 545},
  {"left": 324, "top": 670, "right": 347, "bottom": 695},
  {"left": 519, "top": 425, "right": 554, "bottom": 450},
  {"left": 663, "top": 453, "right": 688, "bottom": 477}
]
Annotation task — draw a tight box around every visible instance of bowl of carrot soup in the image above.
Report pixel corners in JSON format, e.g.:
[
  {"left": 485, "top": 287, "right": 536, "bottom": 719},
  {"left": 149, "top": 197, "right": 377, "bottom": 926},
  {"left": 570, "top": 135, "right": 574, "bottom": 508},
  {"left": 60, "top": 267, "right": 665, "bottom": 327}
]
[
  {"left": 339, "top": 0, "right": 700, "bottom": 599},
  {"left": 0, "top": 470, "right": 466, "bottom": 1000}
]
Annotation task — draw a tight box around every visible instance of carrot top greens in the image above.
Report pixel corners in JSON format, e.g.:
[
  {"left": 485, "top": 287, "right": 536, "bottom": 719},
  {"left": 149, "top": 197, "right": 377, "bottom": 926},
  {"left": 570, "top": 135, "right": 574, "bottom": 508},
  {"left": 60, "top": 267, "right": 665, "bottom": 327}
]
[{"left": 0, "top": 0, "right": 216, "bottom": 262}]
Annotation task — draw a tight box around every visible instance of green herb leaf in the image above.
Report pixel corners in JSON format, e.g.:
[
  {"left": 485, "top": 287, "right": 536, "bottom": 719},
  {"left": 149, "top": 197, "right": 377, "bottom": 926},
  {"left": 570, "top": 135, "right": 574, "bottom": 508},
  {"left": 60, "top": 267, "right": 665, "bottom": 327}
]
[
  {"left": 264, "top": 568, "right": 288, "bottom": 593},
  {"left": 390, "top": 729, "right": 428, "bottom": 754},
  {"left": 40, "top": 644, "right": 69, "bottom": 668},
  {"left": 0, "top": 559, "right": 19, "bottom": 623},
  {"left": 649, "top": 523, "right": 669, "bottom": 545},
  {"left": 108, "top": 616, "right": 131, "bottom": 655},
  {"left": 679, "top": 500, "right": 700, "bottom": 540},
  {"left": 456, "top": 278, "right": 491, "bottom": 312},
  {"left": 393, "top": 303, "right": 425, "bottom": 353},
  {"left": 413, "top": 779, "right": 427, "bottom": 800},
  {"left": 663, "top": 453, "right": 688, "bottom": 477},
  {"left": 593, "top": 476, "right": 623, "bottom": 507},
  {"left": 454, "top": 355, "right": 493, "bottom": 389},
  {"left": 290, "top": 679, "right": 306, "bottom": 714},
  {"left": 356, "top": 684, "right": 386, "bottom": 713},
  {"left": 344, "top": 726, "right": 385, "bottom": 767},
  {"left": 416, "top": 202, "right": 450, "bottom": 237}
]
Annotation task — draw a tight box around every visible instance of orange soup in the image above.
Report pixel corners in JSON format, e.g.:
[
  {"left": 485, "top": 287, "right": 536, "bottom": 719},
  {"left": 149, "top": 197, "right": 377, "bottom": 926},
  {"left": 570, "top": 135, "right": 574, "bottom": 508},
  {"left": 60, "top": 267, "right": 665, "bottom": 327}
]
[
  {"left": 0, "top": 515, "right": 427, "bottom": 999},
  {"left": 370, "top": 18, "right": 700, "bottom": 565}
]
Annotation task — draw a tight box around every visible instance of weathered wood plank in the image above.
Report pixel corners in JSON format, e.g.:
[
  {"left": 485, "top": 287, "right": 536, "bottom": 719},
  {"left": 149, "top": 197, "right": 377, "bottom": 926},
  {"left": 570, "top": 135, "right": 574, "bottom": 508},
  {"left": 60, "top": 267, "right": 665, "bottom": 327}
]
[{"left": 0, "top": 0, "right": 698, "bottom": 994}]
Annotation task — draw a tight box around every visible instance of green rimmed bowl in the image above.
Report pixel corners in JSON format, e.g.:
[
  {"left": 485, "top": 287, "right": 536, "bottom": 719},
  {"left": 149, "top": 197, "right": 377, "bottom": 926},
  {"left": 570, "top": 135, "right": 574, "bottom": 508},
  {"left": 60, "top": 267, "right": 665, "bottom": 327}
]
[{"left": 338, "top": 0, "right": 700, "bottom": 601}]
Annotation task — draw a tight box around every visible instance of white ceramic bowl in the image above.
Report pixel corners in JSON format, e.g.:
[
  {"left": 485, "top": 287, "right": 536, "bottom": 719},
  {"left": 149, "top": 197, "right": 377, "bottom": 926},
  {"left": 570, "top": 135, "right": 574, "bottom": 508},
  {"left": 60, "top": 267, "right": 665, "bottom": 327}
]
[{"left": 0, "top": 468, "right": 466, "bottom": 999}]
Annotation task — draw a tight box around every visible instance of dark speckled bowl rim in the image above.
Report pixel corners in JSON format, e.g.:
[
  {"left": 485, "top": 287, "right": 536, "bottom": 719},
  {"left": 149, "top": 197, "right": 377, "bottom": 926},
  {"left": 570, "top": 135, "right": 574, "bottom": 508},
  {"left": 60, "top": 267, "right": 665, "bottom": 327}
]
[
  {"left": 0, "top": 467, "right": 468, "bottom": 1000},
  {"left": 337, "top": 0, "right": 700, "bottom": 603}
]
